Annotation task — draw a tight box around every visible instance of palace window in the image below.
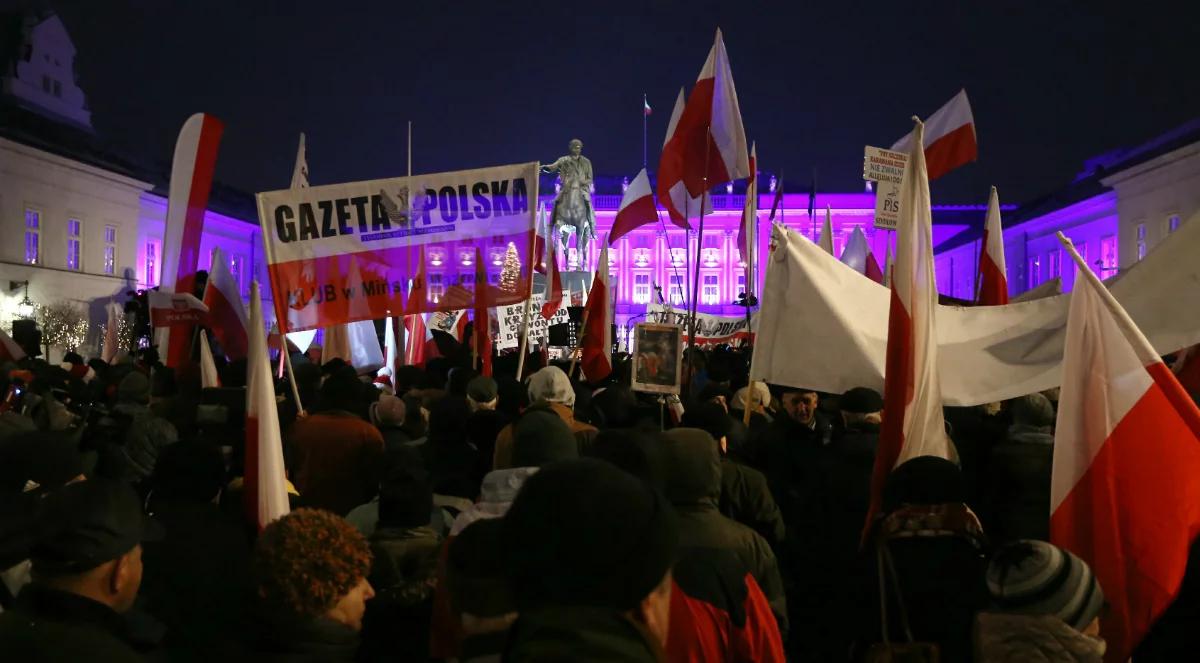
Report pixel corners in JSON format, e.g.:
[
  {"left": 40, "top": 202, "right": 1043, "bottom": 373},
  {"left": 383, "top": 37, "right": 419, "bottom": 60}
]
[
  {"left": 633, "top": 273, "right": 651, "bottom": 304},
  {"left": 669, "top": 274, "right": 686, "bottom": 306},
  {"left": 702, "top": 275, "right": 720, "bottom": 305},
  {"left": 66, "top": 218, "right": 82, "bottom": 271},
  {"left": 429, "top": 274, "right": 444, "bottom": 302},
  {"left": 104, "top": 225, "right": 117, "bottom": 275},
  {"left": 737, "top": 273, "right": 747, "bottom": 295},
  {"left": 1168, "top": 214, "right": 1181, "bottom": 234},
  {"left": 1047, "top": 250, "right": 1061, "bottom": 279},
  {"left": 145, "top": 241, "right": 159, "bottom": 287},
  {"left": 24, "top": 209, "right": 40, "bottom": 265},
  {"left": 1136, "top": 223, "right": 1146, "bottom": 261},
  {"left": 1027, "top": 256, "right": 1041, "bottom": 289},
  {"left": 1100, "top": 235, "right": 1118, "bottom": 277},
  {"left": 230, "top": 254, "right": 246, "bottom": 295}
]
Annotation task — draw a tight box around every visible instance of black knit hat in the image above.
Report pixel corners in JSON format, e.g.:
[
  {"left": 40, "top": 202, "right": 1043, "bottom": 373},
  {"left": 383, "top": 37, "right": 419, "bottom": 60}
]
[
  {"left": 378, "top": 467, "right": 433, "bottom": 529},
  {"left": 447, "top": 518, "right": 514, "bottom": 617},
  {"left": 840, "top": 387, "right": 884, "bottom": 414},
  {"left": 511, "top": 408, "right": 578, "bottom": 468},
  {"left": 882, "top": 455, "right": 965, "bottom": 513},
  {"left": 682, "top": 401, "right": 733, "bottom": 442},
  {"left": 502, "top": 458, "right": 678, "bottom": 611},
  {"left": 987, "top": 540, "right": 1105, "bottom": 631}
]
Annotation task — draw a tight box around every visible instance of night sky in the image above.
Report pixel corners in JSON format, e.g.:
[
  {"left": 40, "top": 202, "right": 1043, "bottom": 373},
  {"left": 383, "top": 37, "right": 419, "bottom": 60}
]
[{"left": 24, "top": 0, "right": 1200, "bottom": 205}]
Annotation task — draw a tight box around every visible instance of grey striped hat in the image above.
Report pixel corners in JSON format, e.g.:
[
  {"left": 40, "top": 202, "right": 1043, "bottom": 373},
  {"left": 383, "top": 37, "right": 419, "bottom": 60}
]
[{"left": 986, "top": 539, "right": 1105, "bottom": 631}]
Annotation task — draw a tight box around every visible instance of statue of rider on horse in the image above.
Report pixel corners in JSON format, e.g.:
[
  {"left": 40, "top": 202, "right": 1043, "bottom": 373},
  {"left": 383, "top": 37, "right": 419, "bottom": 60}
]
[{"left": 542, "top": 138, "right": 596, "bottom": 264}]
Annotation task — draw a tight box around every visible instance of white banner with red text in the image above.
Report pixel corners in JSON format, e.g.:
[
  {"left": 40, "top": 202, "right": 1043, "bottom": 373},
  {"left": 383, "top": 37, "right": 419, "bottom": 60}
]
[{"left": 648, "top": 304, "right": 757, "bottom": 346}]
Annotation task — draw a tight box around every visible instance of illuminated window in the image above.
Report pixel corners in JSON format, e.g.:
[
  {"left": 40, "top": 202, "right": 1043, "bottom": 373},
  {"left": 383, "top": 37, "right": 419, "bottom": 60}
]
[
  {"left": 669, "top": 274, "right": 686, "bottom": 306},
  {"left": 429, "top": 274, "right": 444, "bottom": 302},
  {"left": 1136, "top": 223, "right": 1146, "bottom": 261},
  {"left": 24, "top": 209, "right": 39, "bottom": 264},
  {"left": 702, "top": 275, "right": 720, "bottom": 304},
  {"left": 633, "top": 273, "right": 651, "bottom": 304},
  {"left": 1028, "top": 256, "right": 1041, "bottom": 289},
  {"left": 230, "top": 254, "right": 245, "bottom": 294},
  {"left": 66, "top": 219, "right": 82, "bottom": 270},
  {"left": 1168, "top": 214, "right": 1181, "bottom": 234},
  {"left": 104, "top": 225, "right": 117, "bottom": 275},
  {"left": 1100, "top": 235, "right": 1118, "bottom": 277},
  {"left": 737, "top": 273, "right": 747, "bottom": 295},
  {"left": 1047, "top": 250, "right": 1060, "bottom": 278},
  {"left": 145, "top": 241, "right": 159, "bottom": 287}
]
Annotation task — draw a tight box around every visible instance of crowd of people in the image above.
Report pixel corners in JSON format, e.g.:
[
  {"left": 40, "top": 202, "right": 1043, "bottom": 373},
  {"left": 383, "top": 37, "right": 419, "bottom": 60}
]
[{"left": 0, "top": 342, "right": 1197, "bottom": 662}]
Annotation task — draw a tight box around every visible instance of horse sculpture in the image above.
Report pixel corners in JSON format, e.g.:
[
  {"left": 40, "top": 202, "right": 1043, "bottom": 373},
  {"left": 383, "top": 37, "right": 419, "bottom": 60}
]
[{"left": 543, "top": 138, "right": 596, "bottom": 268}]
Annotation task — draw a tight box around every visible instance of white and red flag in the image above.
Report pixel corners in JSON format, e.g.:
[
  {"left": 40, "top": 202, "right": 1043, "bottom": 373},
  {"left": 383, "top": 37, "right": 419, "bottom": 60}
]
[
  {"left": 865, "top": 248, "right": 885, "bottom": 285},
  {"left": 737, "top": 142, "right": 758, "bottom": 295},
  {"left": 148, "top": 291, "right": 209, "bottom": 328},
  {"left": 977, "top": 186, "right": 1009, "bottom": 305},
  {"left": 158, "top": 113, "right": 224, "bottom": 368},
  {"left": 580, "top": 244, "right": 613, "bottom": 382},
  {"left": 1051, "top": 234, "right": 1200, "bottom": 662},
  {"left": 534, "top": 203, "right": 548, "bottom": 274},
  {"left": 383, "top": 316, "right": 400, "bottom": 378},
  {"left": 101, "top": 301, "right": 121, "bottom": 364},
  {"left": 669, "top": 28, "right": 750, "bottom": 196},
  {"left": 541, "top": 233, "right": 564, "bottom": 321},
  {"left": 244, "top": 280, "right": 291, "bottom": 530},
  {"left": 0, "top": 328, "right": 25, "bottom": 363},
  {"left": 198, "top": 331, "right": 220, "bottom": 388},
  {"left": 840, "top": 225, "right": 871, "bottom": 275},
  {"left": 865, "top": 119, "right": 954, "bottom": 536},
  {"left": 610, "top": 168, "right": 658, "bottom": 243},
  {"left": 891, "top": 89, "right": 976, "bottom": 181},
  {"left": 658, "top": 88, "right": 703, "bottom": 228},
  {"left": 290, "top": 132, "right": 309, "bottom": 189},
  {"left": 203, "top": 246, "right": 249, "bottom": 359},
  {"left": 818, "top": 204, "right": 834, "bottom": 255}
]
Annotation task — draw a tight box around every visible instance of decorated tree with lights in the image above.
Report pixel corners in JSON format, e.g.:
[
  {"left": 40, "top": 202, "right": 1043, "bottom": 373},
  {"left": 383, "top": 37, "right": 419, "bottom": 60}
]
[
  {"left": 36, "top": 301, "right": 91, "bottom": 358},
  {"left": 499, "top": 242, "right": 521, "bottom": 293}
]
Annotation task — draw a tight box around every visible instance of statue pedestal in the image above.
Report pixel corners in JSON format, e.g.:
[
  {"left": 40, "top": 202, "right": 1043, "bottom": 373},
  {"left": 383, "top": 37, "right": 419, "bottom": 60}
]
[{"left": 534, "top": 271, "right": 593, "bottom": 299}]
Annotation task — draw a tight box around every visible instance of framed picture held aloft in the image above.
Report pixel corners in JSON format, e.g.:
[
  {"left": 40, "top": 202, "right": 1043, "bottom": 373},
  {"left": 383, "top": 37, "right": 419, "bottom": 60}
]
[{"left": 631, "top": 323, "right": 683, "bottom": 395}]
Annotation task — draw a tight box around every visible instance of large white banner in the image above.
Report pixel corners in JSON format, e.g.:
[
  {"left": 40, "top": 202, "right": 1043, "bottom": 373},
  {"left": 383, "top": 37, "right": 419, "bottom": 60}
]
[
  {"left": 752, "top": 213, "right": 1200, "bottom": 406},
  {"left": 648, "top": 304, "right": 757, "bottom": 345}
]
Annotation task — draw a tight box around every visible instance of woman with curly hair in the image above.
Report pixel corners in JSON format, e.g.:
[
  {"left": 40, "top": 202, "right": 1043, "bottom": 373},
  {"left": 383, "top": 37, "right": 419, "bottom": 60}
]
[{"left": 253, "top": 508, "right": 376, "bottom": 661}]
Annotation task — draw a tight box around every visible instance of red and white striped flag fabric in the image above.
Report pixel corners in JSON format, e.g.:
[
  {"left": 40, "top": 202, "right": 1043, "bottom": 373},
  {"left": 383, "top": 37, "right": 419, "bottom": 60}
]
[
  {"left": 148, "top": 291, "right": 209, "bottom": 328},
  {"left": 643, "top": 95, "right": 652, "bottom": 116},
  {"left": 865, "top": 119, "right": 954, "bottom": 536},
  {"left": 977, "top": 186, "right": 1008, "bottom": 305},
  {"left": 580, "top": 244, "right": 613, "bottom": 382},
  {"left": 865, "top": 249, "right": 885, "bottom": 285},
  {"left": 737, "top": 142, "right": 758, "bottom": 295},
  {"left": 203, "top": 246, "right": 249, "bottom": 360},
  {"left": 0, "top": 328, "right": 26, "bottom": 363},
  {"left": 890, "top": 89, "right": 976, "bottom": 181},
  {"left": 534, "top": 203, "right": 548, "bottom": 274},
  {"left": 101, "top": 301, "right": 120, "bottom": 363},
  {"left": 673, "top": 28, "right": 750, "bottom": 197},
  {"left": 541, "top": 235, "right": 564, "bottom": 321},
  {"left": 1051, "top": 237, "right": 1200, "bottom": 662},
  {"left": 403, "top": 313, "right": 428, "bottom": 368},
  {"left": 610, "top": 168, "right": 658, "bottom": 244},
  {"left": 198, "top": 331, "right": 220, "bottom": 388},
  {"left": 658, "top": 88, "right": 703, "bottom": 229},
  {"left": 290, "top": 132, "right": 309, "bottom": 189},
  {"left": 383, "top": 316, "right": 400, "bottom": 377},
  {"left": 158, "top": 113, "right": 224, "bottom": 368},
  {"left": 840, "top": 225, "right": 872, "bottom": 275},
  {"left": 244, "top": 280, "right": 290, "bottom": 530}
]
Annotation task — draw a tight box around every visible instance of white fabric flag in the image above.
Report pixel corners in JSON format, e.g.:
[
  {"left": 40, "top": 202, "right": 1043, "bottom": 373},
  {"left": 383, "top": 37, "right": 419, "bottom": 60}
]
[
  {"left": 751, "top": 208, "right": 1200, "bottom": 406},
  {"left": 199, "top": 331, "right": 220, "bottom": 388}
]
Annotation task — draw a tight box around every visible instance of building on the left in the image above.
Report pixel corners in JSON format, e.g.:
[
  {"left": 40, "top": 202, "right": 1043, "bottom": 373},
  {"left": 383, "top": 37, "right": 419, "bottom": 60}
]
[{"left": 0, "top": 10, "right": 266, "bottom": 359}]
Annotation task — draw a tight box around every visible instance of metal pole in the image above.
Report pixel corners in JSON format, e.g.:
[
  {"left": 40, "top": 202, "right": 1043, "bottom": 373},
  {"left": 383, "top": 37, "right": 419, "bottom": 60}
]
[{"left": 642, "top": 93, "right": 648, "bottom": 171}]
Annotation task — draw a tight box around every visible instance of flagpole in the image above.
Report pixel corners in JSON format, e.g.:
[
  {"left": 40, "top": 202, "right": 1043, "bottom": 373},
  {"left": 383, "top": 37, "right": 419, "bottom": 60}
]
[
  {"left": 567, "top": 309, "right": 589, "bottom": 379},
  {"left": 642, "top": 93, "right": 648, "bottom": 171},
  {"left": 685, "top": 128, "right": 713, "bottom": 391}
]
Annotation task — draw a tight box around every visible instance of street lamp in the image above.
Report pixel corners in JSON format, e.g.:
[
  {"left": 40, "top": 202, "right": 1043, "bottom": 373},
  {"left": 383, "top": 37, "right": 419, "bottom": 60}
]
[{"left": 9, "top": 281, "right": 34, "bottom": 318}]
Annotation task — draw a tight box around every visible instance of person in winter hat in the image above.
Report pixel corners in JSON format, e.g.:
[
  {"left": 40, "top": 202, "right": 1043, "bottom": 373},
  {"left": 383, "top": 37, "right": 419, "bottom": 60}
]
[
  {"left": 492, "top": 366, "right": 596, "bottom": 469},
  {"left": 502, "top": 458, "right": 678, "bottom": 661}
]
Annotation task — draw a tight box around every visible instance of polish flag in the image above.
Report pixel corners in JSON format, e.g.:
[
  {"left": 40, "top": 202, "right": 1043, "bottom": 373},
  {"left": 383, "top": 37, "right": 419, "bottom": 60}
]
[
  {"left": 658, "top": 88, "right": 703, "bottom": 229},
  {"left": 976, "top": 186, "right": 1008, "bottom": 305},
  {"left": 737, "top": 142, "right": 758, "bottom": 294},
  {"left": 0, "top": 328, "right": 25, "bottom": 363},
  {"left": 158, "top": 113, "right": 224, "bottom": 368},
  {"left": 580, "top": 244, "right": 613, "bottom": 382},
  {"left": 643, "top": 94, "right": 652, "bottom": 116},
  {"left": 610, "top": 169, "right": 658, "bottom": 243},
  {"left": 1051, "top": 238, "right": 1200, "bottom": 662},
  {"left": 383, "top": 316, "right": 400, "bottom": 377},
  {"left": 865, "top": 250, "right": 885, "bottom": 284},
  {"left": 199, "top": 331, "right": 220, "bottom": 388},
  {"left": 244, "top": 281, "right": 290, "bottom": 530},
  {"left": 882, "top": 243, "right": 893, "bottom": 288},
  {"left": 290, "top": 132, "right": 309, "bottom": 189},
  {"left": 672, "top": 29, "right": 750, "bottom": 197},
  {"left": 148, "top": 291, "right": 209, "bottom": 327},
  {"left": 840, "top": 226, "right": 871, "bottom": 276},
  {"left": 541, "top": 235, "right": 564, "bottom": 321},
  {"left": 818, "top": 205, "right": 834, "bottom": 255},
  {"left": 403, "top": 313, "right": 428, "bottom": 368},
  {"left": 891, "top": 90, "right": 977, "bottom": 181},
  {"left": 865, "top": 119, "right": 954, "bottom": 537},
  {"left": 203, "top": 246, "right": 249, "bottom": 360},
  {"left": 473, "top": 247, "right": 493, "bottom": 376}
]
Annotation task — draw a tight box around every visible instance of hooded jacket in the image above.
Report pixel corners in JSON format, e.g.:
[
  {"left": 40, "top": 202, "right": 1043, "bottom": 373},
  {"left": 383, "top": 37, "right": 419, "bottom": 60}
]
[
  {"left": 492, "top": 402, "right": 596, "bottom": 470},
  {"left": 660, "top": 428, "right": 788, "bottom": 635},
  {"left": 503, "top": 606, "right": 665, "bottom": 663}
]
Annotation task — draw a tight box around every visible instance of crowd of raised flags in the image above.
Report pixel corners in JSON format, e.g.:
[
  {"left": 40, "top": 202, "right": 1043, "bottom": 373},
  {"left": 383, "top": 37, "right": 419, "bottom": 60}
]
[{"left": 10, "top": 28, "right": 1195, "bottom": 662}]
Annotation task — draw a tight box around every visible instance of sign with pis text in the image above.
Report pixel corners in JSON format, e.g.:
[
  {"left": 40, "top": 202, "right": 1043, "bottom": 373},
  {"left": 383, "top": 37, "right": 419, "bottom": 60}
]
[
  {"left": 648, "top": 305, "right": 757, "bottom": 346},
  {"left": 496, "top": 294, "right": 569, "bottom": 350},
  {"left": 863, "top": 146, "right": 908, "bottom": 230},
  {"left": 255, "top": 162, "right": 540, "bottom": 332}
]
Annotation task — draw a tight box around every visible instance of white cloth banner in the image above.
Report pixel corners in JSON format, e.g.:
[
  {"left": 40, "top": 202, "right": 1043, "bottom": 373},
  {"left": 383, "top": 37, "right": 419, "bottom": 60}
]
[
  {"left": 752, "top": 212, "right": 1200, "bottom": 406},
  {"left": 497, "top": 295, "right": 569, "bottom": 350}
]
